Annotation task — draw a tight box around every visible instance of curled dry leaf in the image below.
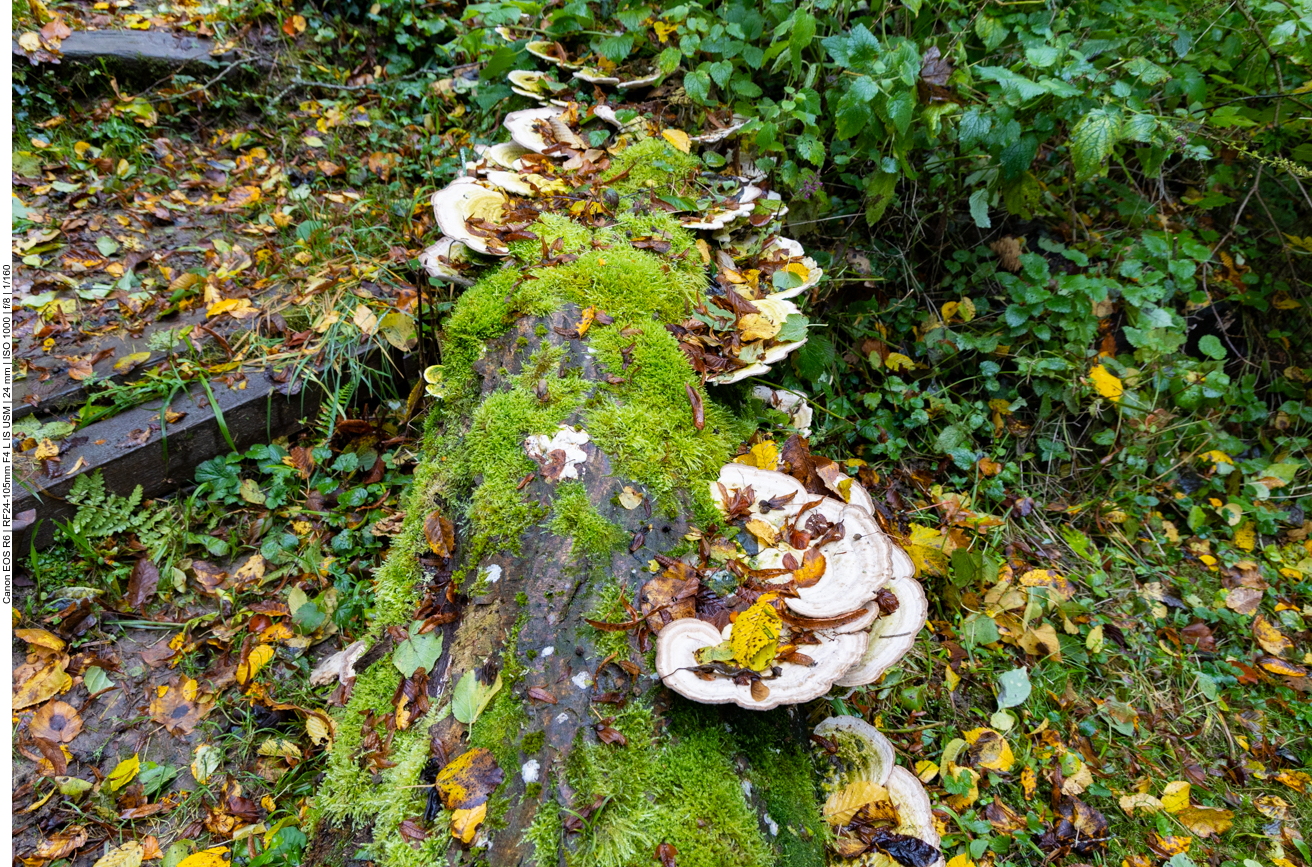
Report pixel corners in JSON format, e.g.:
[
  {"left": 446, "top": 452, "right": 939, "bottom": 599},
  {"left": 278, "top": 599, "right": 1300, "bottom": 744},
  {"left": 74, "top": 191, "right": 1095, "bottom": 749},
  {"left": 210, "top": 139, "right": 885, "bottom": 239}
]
[
  {"left": 35, "top": 825, "right": 89, "bottom": 860},
  {"left": 424, "top": 510, "right": 456, "bottom": 559},
  {"left": 30, "top": 700, "right": 83, "bottom": 743}
]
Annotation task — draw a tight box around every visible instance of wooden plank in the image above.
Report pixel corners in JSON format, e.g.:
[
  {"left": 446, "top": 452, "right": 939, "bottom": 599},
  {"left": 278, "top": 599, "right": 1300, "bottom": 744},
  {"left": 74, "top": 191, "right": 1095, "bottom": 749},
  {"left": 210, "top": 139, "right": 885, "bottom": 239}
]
[{"left": 11, "top": 30, "right": 238, "bottom": 68}]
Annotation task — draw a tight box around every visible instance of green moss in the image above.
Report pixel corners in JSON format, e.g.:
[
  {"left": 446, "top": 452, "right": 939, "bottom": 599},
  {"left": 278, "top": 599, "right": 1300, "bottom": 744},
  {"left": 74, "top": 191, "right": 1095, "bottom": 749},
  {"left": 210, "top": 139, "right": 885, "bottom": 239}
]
[
  {"left": 523, "top": 791, "right": 563, "bottom": 867},
  {"left": 509, "top": 212, "right": 595, "bottom": 263},
  {"left": 522, "top": 730, "right": 546, "bottom": 756},
  {"left": 441, "top": 266, "right": 522, "bottom": 406},
  {"left": 468, "top": 687, "right": 529, "bottom": 831},
  {"left": 599, "top": 137, "right": 701, "bottom": 199},
  {"left": 587, "top": 324, "right": 751, "bottom": 510},
  {"left": 585, "top": 579, "right": 636, "bottom": 662},
  {"left": 562, "top": 701, "right": 774, "bottom": 867},
  {"left": 735, "top": 714, "right": 828, "bottom": 867},
  {"left": 525, "top": 245, "right": 702, "bottom": 324},
  {"left": 549, "top": 481, "right": 627, "bottom": 560}
]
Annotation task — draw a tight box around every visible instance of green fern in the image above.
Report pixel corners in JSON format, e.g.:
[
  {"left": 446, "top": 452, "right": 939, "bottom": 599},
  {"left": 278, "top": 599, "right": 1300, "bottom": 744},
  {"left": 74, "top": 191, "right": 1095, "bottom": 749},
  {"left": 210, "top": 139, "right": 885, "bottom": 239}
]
[{"left": 62, "top": 471, "right": 179, "bottom": 556}]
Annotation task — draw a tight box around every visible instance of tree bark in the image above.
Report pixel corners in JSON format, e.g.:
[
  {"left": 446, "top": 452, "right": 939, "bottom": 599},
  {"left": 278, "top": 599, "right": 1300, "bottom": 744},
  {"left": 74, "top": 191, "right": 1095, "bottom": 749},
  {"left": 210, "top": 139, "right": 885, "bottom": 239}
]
[{"left": 308, "top": 301, "right": 829, "bottom": 867}]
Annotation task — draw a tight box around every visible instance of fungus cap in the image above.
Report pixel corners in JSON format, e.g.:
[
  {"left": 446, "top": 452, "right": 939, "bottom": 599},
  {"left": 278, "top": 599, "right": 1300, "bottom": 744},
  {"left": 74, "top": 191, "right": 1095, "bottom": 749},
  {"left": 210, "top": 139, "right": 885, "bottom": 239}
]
[
  {"left": 525, "top": 41, "right": 581, "bottom": 68},
  {"left": 881, "top": 767, "right": 944, "bottom": 867},
  {"left": 783, "top": 503, "right": 893, "bottom": 620},
  {"left": 654, "top": 617, "right": 868, "bottom": 711},
  {"left": 751, "top": 386, "right": 813, "bottom": 437},
  {"left": 418, "top": 236, "right": 473, "bottom": 283},
  {"left": 483, "top": 142, "right": 531, "bottom": 170},
  {"left": 504, "top": 107, "right": 567, "bottom": 154},
  {"left": 814, "top": 715, "right": 896, "bottom": 787},
  {"left": 833, "top": 576, "right": 929, "bottom": 688},
  {"left": 709, "top": 463, "right": 807, "bottom": 513},
  {"left": 430, "top": 182, "right": 510, "bottom": 256}
]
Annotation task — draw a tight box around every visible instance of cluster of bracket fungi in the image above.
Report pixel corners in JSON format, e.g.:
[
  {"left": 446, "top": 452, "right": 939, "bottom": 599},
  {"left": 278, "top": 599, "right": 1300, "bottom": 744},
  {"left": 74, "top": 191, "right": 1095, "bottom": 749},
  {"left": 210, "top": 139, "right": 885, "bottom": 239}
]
[{"left": 422, "top": 37, "right": 940, "bottom": 866}]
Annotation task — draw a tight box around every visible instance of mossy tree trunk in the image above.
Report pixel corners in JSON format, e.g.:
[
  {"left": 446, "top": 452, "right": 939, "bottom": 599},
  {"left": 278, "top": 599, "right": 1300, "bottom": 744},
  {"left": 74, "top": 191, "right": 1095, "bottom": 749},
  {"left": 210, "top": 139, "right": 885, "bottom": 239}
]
[{"left": 310, "top": 217, "right": 829, "bottom": 867}]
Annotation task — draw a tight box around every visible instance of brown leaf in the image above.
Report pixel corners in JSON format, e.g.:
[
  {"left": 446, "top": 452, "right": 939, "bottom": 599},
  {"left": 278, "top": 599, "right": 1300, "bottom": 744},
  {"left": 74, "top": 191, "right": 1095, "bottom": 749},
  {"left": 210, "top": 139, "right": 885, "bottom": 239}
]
[
  {"left": 686, "top": 384, "right": 705, "bottom": 431},
  {"left": 30, "top": 700, "right": 83, "bottom": 743},
  {"left": 13, "top": 655, "right": 72, "bottom": 709},
  {"left": 398, "top": 818, "right": 428, "bottom": 848},
  {"left": 127, "top": 558, "right": 160, "bottom": 611},
  {"left": 1180, "top": 621, "right": 1215, "bottom": 652},
  {"left": 920, "top": 45, "right": 953, "bottom": 86},
  {"left": 596, "top": 724, "right": 628, "bottom": 746},
  {"left": 435, "top": 747, "right": 505, "bottom": 811},
  {"left": 34, "top": 825, "right": 87, "bottom": 860},
  {"left": 528, "top": 686, "right": 557, "bottom": 704},
  {"left": 655, "top": 841, "right": 678, "bottom": 867},
  {"left": 750, "top": 679, "right": 770, "bottom": 701},
  {"left": 424, "top": 510, "right": 456, "bottom": 559},
  {"left": 191, "top": 560, "right": 228, "bottom": 594},
  {"left": 792, "top": 546, "right": 826, "bottom": 588}
]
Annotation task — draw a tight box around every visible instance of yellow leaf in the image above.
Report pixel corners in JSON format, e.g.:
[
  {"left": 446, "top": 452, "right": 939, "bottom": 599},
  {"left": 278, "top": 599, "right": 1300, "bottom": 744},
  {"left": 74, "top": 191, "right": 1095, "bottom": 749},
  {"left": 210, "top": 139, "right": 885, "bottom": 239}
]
[
  {"left": 191, "top": 744, "right": 221, "bottom": 784},
  {"left": 107, "top": 754, "right": 140, "bottom": 791},
  {"left": 237, "top": 644, "right": 275, "bottom": 685},
  {"left": 1086, "top": 624, "right": 1105, "bottom": 653},
  {"left": 1089, "top": 364, "right": 1123, "bottom": 401},
  {"left": 352, "top": 304, "right": 378, "bottom": 336},
  {"left": 93, "top": 841, "right": 144, "bottom": 867},
  {"left": 822, "top": 779, "right": 889, "bottom": 826},
  {"left": 34, "top": 438, "right": 60, "bottom": 460},
  {"left": 206, "top": 297, "right": 258, "bottom": 319},
  {"left": 729, "top": 599, "right": 781, "bottom": 671},
  {"left": 958, "top": 297, "right": 977, "bottom": 322},
  {"left": 906, "top": 523, "right": 950, "bottom": 577},
  {"left": 1176, "top": 805, "right": 1233, "bottom": 838},
  {"left": 176, "top": 847, "right": 231, "bottom": 867},
  {"left": 114, "top": 351, "right": 152, "bottom": 373},
  {"left": 257, "top": 737, "right": 302, "bottom": 761},
  {"left": 734, "top": 441, "right": 780, "bottom": 472},
  {"left": 661, "top": 129, "right": 691, "bottom": 153},
  {"left": 306, "top": 713, "right": 333, "bottom": 748},
  {"left": 962, "top": 728, "right": 1015, "bottom": 772},
  {"left": 450, "top": 803, "right": 487, "bottom": 844},
  {"left": 652, "top": 20, "right": 678, "bottom": 42},
  {"left": 1254, "top": 615, "right": 1293, "bottom": 657},
  {"left": 1021, "top": 766, "right": 1037, "bottom": 799},
  {"left": 19, "top": 32, "right": 42, "bottom": 51},
  {"left": 744, "top": 519, "right": 778, "bottom": 547},
  {"left": 1152, "top": 834, "right": 1191, "bottom": 856},
  {"left": 1119, "top": 793, "right": 1164, "bottom": 815},
  {"left": 1018, "top": 568, "right": 1075, "bottom": 601},
  {"left": 944, "top": 664, "right": 961, "bottom": 693},
  {"left": 945, "top": 855, "right": 976, "bottom": 867},
  {"left": 739, "top": 313, "right": 781, "bottom": 342},
  {"left": 915, "top": 759, "right": 938, "bottom": 782},
  {"left": 884, "top": 352, "right": 915, "bottom": 372},
  {"left": 1160, "top": 780, "right": 1191, "bottom": 813}
]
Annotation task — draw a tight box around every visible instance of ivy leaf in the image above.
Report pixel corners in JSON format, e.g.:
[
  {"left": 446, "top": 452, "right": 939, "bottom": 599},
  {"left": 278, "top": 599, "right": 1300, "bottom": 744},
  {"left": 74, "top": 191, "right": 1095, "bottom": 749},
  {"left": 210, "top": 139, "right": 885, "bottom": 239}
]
[
  {"left": 1070, "top": 109, "right": 1122, "bottom": 181},
  {"left": 452, "top": 670, "right": 504, "bottom": 726}
]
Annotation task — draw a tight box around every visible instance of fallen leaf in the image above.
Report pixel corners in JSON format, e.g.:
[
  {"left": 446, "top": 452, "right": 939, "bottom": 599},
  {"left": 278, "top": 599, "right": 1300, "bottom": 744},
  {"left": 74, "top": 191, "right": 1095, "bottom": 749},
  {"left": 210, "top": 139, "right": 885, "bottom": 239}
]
[
  {"left": 30, "top": 700, "right": 83, "bottom": 743},
  {"left": 792, "top": 547, "right": 826, "bottom": 588},
  {"left": 237, "top": 645, "right": 275, "bottom": 686},
  {"left": 435, "top": 747, "right": 505, "bottom": 811},
  {"left": 35, "top": 826, "right": 89, "bottom": 860},
  {"left": 962, "top": 728, "right": 1014, "bottom": 772},
  {"left": 1225, "top": 586, "right": 1263, "bottom": 615},
  {"left": 424, "top": 510, "right": 456, "bottom": 559},
  {"left": 191, "top": 744, "right": 222, "bottom": 784},
  {"left": 822, "top": 779, "right": 889, "bottom": 826},
  {"left": 1118, "top": 793, "right": 1164, "bottom": 815},
  {"left": 108, "top": 754, "right": 141, "bottom": 791},
  {"left": 450, "top": 803, "right": 487, "bottom": 844},
  {"left": 1019, "top": 569, "right": 1075, "bottom": 601},
  {"left": 1160, "top": 780, "right": 1191, "bottom": 813},
  {"left": 127, "top": 557, "right": 160, "bottom": 610},
  {"left": 93, "top": 840, "right": 145, "bottom": 867},
  {"left": 176, "top": 847, "right": 231, "bottom": 867},
  {"left": 14, "top": 655, "right": 72, "bottom": 709},
  {"left": 1253, "top": 615, "right": 1293, "bottom": 657},
  {"left": 1176, "top": 805, "right": 1233, "bottom": 838},
  {"left": 618, "top": 486, "right": 644, "bottom": 510},
  {"left": 661, "top": 129, "right": 691, "bottom": 153}
]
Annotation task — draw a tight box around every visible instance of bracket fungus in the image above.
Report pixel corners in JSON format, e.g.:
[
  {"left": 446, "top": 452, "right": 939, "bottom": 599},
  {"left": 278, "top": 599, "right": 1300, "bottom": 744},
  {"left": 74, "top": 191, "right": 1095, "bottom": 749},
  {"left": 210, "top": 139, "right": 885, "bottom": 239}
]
[
  {"left": 816, "top": 716, "right": 944, "bottom": 867},
  {"left": 430, "top": 181, "right": 510, "bottom": 256}
]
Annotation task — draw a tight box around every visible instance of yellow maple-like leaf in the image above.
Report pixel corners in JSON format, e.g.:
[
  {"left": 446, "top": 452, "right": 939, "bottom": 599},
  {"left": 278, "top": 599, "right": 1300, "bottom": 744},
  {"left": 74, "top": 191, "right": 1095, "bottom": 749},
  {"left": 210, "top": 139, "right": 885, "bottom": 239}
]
[
  {"left": 450, "top": 803, "right": 487, "bottom": 843},
  {"left": 729, "top": 599, "right": 781, "bottom": 671},
  {"left": 1089, "top": 364, "right": 1123, "bottom": 401},
  {"left": 661, "top": 129, "right": 691, "bottom": 153},
  {"left": 206, "top": 297, "right": 258, "bottom": 319}
]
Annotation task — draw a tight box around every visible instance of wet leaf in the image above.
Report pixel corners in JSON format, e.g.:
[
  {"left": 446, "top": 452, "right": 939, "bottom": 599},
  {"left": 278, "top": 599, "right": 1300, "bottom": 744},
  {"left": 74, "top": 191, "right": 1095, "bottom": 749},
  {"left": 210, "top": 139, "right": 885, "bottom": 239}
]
[
  {"left": 108, "top": 754, "right": 141, "bottom": 791},
  {"left": 450, "top": 803, "right": 487, "bottom": 844},
  {"left": 1176, "top": 805, "right": 1233, "bottom": 837},
  {"left": 655, "top": 841, "right": 678, "bottom": 867},
  {"left": 618, "top": 486, "right": 645, "bottom": 509},
  {"left": 686, "top": 383, "right": 704, "bottom": 430},
  {"left": 127, "top": 557, "right": 161, "bottom": 610},
  {"left": 1019, "top": 568, "right": 1075, "bottom": 601},
  {"left": 14, "top": 655, "right": 72, "bottom": 709},
  {"left": 436, "top": 747, "right": 505, "bottom": 811},
  {"left": 452, "top": 670, "right": 503, "bottom": 725},
  {"left": 35, "top": 825, "right": 89, "bottom": 860},
  {"left": 237, "top": 644, "right": 276, "bottom": 685},
  {"left": 176, "top": 847, "right": 231, "bottom": 867},
  {"left": 424, "top": 510, "right": 456, "bottom": 559},
  {"left": 93, "top": 840, "right": 145, "bottom": 867},
  {"left": 1253, "top": 615, "right": 1293, "bottom": 657},
  {"left": 962, "top": 728, "right": 1014, "bottom": 772},
  {"left": 822, "top": 779, "right": 889, "bottom": 826},
  {"left": 1160, "top": 781, "right": 1191, "bottom": 813},
  {"left": 30, "top": 699, "right": 83, "bottom": 743},
  {"left": 792, "top": 546, "right": 826, "bottom": 588}
]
